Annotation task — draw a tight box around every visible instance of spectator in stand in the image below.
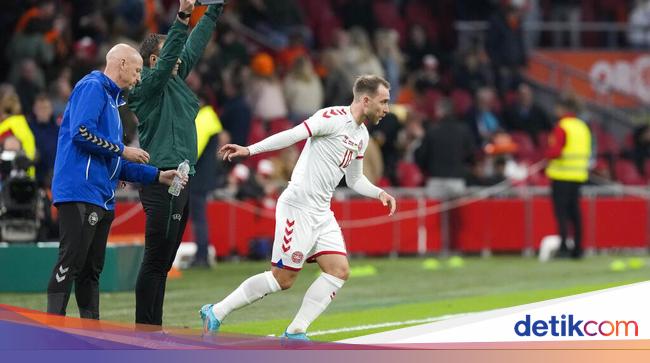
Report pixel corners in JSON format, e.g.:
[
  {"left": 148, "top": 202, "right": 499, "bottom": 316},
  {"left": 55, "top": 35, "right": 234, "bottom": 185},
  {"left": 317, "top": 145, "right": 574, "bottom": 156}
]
[
  {"left": 368, "top": 110, "right": 403, "bottom": 186},
  {"left": 28, "top": 93, "right": 59, "bottom": 188},
  {"left": 404, "top": 24, "right": 441, "bottom": 73},
  {"left": 336, "top": 0, "right": 376, "bottom": 34},
  {"left": 486, "top": 2, "right": 527, "bottom": 95},
  {"left": 465, "top": 87, "right": 503, "bottom": 147},
  {"left": 246, "top": 52, "right": 288, "bottom": 123},
  {"left": 362, "top": 136, "right": 384, "bottom": 185},
  {"left": 346, "top": 27, "right": 385, "bottom": 78},
  {"left": 504, "top": 83, "right": 552, "bottom": 146},
  {"left": 396, "top": 110, "right": 426, "bottom": 164},
  {"left": 465, "top": 156, "right": 506, "bottom": 187},
  {"left": 545, "top": 96, "right": 592, "bottom": 259},
  {"left": 13, "top": 59, "right": 45, "bottom": 114},
  {"left": 321, "top": 49, "right": 354, "bottom": 106},
  {"left": 7, "top": 1, "right": 58, "bottom": 85},
  {"left": 269, "top": 146, "right": 299, "bottom": 185},
  {"left": 220, "top": 64, "right": 252, "bottom": 146},
  {"left": 453, "top": 47, "right": 494, "bottom": 93},
  {"left": 413, "top": 54, "right": 442, "bottom": 97},
  {"left": 277, "top": 31, "right": 308, "bottom": 75},
  {"left": 239, "top": 0, "right": 304, "bottom": 49},
  {"left": 0, "top": 84, "right": 36, "bottom": 177},
  {"left": 224, "top": 163, "right": 250, "bottom": 199},
  {"left": 628, "top": 0, "right": 650, "bottom": 48},
  {"left": 49, "top": 68, "right": 73, "bottom": 118},
  {"left": 415, "top": 98, "right": 475, "bottom": 195},
  {"left": 623, "top": 124, "right": 650, "bottom": 177},
  {"left": 374, "top": 29, "right": 404, "bottom": 103},
  {"left": 205, "top": 23, "right": 249, "bottom": 80},
  {"left": 283, "top": 56, "right": 323, "bottom": 124}
]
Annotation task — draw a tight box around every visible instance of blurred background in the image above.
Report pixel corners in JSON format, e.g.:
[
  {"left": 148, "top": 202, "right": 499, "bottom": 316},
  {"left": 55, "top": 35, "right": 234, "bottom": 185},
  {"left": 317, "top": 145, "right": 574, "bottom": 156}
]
[{"left": 1, "top": 0, "right": 650, "bottom": 263}]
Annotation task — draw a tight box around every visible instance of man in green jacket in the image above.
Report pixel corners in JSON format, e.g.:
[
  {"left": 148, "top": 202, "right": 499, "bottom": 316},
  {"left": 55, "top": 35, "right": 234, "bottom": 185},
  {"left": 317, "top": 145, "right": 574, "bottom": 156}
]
[{"left": 128, "top": 0, "right": 224, "bottom": 326}]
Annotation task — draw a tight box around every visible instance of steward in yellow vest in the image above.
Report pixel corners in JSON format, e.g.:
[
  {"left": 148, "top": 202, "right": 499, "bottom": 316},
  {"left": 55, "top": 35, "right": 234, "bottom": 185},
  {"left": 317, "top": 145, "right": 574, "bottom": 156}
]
[{"left": 545, "top": 96, "right": 591, "bottom": 259}]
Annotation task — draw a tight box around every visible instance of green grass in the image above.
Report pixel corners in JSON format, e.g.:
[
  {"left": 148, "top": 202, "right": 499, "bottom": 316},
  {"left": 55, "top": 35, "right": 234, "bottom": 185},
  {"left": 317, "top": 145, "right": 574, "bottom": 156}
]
[{"left": 1, "top": 256, "right": 648, "bottom": 341}]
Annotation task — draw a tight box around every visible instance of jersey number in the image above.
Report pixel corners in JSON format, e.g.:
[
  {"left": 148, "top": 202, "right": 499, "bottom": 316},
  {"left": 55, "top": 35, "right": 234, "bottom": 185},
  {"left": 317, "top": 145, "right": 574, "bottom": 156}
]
[{"left": 339, "top": 150, "right": 353, "bottom": 168}]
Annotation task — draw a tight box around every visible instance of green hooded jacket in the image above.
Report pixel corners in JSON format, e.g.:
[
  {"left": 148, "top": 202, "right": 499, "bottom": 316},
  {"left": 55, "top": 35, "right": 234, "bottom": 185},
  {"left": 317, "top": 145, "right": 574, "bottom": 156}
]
[{"left": 128, "top": 5, "right": 222, "bottom": 175}]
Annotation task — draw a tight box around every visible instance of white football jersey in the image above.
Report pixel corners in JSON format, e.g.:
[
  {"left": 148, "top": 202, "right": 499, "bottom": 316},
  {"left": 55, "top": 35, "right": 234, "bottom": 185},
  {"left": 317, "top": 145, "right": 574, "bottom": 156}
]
[{"left": 279, "top": 106, "right": 369, "bottom": 213}]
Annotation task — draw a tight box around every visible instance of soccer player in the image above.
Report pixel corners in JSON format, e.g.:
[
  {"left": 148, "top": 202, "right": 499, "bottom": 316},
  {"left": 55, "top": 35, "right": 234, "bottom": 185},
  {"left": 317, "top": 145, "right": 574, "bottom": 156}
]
[{"left": 200, "top": 75, "right": 397, "bottom": 340}]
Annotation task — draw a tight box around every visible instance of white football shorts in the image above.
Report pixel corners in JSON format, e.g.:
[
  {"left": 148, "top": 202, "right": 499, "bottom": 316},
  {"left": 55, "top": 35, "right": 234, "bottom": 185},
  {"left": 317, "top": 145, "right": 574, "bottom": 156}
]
[{"left": 271, "top": 201, "right": 347, "bottom": 270}]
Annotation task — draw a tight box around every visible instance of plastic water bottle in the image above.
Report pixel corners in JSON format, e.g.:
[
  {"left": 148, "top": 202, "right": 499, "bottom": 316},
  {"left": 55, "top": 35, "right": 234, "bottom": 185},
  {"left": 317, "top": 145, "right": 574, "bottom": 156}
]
[{"left": 168, "top": 159, "right": 189, "bottom": 196}]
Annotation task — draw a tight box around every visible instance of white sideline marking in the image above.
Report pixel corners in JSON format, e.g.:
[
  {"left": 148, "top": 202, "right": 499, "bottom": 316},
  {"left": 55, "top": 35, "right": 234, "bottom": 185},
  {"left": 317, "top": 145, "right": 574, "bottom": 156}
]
[{"left": 266, "top": 313, "right": 471, "bottom": 337}]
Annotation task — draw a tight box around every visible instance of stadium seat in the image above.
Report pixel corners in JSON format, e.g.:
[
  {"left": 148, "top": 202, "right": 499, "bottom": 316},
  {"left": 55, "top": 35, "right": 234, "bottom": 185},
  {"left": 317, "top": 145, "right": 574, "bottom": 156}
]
[
  {"left": 396, "top": 161, "right": 424, "bottom": 187},
  {"left": 268, "top": 118, "right": 293, "bottom": 135},
  {"left": 372, "top": 0, "right": 407, "bottom": 43},
  {"left": 246, "top": 118, "right": 267, "bottom": 145},
  {"left": 510, "top": 131, "right": 538, "bottom": 162},
  {"left": 591, "top": 123, "right": 620, "bottom": 157},
  {"left": 614, "top": 159, "right": 646, "bottom": 185},
  {"left": 450, "top": 88, "right": 473, "bottom": 118}
]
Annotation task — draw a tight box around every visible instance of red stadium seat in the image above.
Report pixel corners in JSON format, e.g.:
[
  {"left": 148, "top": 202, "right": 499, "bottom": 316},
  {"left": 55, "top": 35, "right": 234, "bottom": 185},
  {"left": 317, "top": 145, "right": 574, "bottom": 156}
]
[
  {"left": 450, "top": 88, "right": 473, "bottom": 118},
  {"left": 268, "top": 118, "right": 293, "bottom": 135},
  {"left": 510, "top": 131, "right": 538, "bottom": 162},
  {"left": 590, "top": 122, "right": 619, "bottom": 157},
  {"left": 372, "top": 0, "right": 407, "bottom": 42},
  {"left": 247, "top": 118, "right": 266, "bottom": 146},
  {"left": 615, "top": 159, "right": 646, "bottom": 185},
  {"left": 397, "top": 161, "right": 424, "bottom": 187}
]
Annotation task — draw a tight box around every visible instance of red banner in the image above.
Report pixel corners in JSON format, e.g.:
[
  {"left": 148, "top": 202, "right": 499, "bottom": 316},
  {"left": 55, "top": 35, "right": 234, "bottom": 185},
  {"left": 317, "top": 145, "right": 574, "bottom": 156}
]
[{"left": 527, "top": 51, "right": 650, "bottom": 107}]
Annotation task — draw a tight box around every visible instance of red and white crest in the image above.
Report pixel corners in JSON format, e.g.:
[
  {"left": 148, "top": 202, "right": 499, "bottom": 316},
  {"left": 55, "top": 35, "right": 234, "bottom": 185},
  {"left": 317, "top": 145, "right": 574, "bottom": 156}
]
[{"left": 291, "top": 251, "right": 304, "bottom": 264}]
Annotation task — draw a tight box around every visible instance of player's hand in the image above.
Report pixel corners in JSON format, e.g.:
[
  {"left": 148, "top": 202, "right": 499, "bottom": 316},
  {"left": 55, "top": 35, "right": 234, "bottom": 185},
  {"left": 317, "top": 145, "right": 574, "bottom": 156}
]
[
  {"left": 122, "top": 146, "right": 150, "bottom": 164},
  {"left": 219, "top": 144, "right": 250, "bottom": 162},
  {"left": 158, "top": 170, "right": 188, "bottom": 187},
  {"left": 379, "top": 190, "right": 396, "bottom": 216},
  {"left": 179, "top": 0, "right": 196, "bottom": 14}
]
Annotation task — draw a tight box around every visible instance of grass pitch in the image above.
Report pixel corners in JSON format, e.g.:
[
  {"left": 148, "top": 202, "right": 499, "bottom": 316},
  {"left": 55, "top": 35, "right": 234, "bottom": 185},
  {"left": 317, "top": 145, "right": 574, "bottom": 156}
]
[{"left": 1, "top": 256, "right": 648, "bottom": 341}]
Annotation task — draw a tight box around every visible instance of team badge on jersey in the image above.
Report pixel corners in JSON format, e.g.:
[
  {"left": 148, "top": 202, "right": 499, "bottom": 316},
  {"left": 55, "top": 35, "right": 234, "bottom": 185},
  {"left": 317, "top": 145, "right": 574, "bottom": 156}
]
[{"left": 291, "top": 251, "right": 304, "bottom": 264}]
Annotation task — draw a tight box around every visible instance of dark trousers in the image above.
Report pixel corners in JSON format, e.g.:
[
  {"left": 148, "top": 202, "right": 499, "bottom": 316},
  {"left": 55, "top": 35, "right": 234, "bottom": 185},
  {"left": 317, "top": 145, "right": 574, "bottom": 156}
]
[
  {"left": 551, "top": 180, "right": 583, "bottom": 256},
  {"left": 47, "top": 202, "right": 114, "bottom": 319},
  {"left": 135, "top": 180, "right": 190, "bottom": 325},
  {"left": 189, "top": 189, "right": 209, "bottom": 264}
]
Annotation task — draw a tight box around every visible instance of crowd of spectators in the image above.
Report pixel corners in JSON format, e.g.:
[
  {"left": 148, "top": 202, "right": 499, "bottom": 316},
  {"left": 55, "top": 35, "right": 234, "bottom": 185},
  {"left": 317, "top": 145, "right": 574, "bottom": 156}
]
[{"left": 0, "top": 0, "right": 647, "bottom": 224}]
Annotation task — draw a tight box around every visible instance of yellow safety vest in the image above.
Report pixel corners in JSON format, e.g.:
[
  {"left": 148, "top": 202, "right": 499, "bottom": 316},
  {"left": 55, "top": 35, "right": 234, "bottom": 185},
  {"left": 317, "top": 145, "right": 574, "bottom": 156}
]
[
  {"left": 0, "top": 114, "right": 36, "bottom": 177},
  {"left": 546, "top": 117, "right": 592, "bottom": 182},
  {"left": 194, "top": 105, "right": 223, "bottom": 158}
]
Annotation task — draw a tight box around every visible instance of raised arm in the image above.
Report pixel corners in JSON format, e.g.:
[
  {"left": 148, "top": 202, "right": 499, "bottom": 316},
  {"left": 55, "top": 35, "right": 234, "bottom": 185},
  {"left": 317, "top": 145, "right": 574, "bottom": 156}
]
[
  {"left": 178, "top": 4, "right": 224, "bottom": 79},
  {"left": 132, "top": 0, "right": 195, "bottom": 97}
]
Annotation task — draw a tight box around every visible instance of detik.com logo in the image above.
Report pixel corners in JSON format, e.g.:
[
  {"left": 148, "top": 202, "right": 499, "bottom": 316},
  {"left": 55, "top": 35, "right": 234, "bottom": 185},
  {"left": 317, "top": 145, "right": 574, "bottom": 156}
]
[{"left": 514, "top": 314, "right": 639, "bottom": 337}]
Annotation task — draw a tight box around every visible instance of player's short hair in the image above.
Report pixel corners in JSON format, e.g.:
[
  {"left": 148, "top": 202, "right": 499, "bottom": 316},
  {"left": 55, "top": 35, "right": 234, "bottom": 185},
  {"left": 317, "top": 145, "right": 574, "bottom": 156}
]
[
  {"left": 140, "top": 33, "right": 167, "bottom": 67},
  {"left": 353, "top": 75, "right": 390, "bottom": 100}
]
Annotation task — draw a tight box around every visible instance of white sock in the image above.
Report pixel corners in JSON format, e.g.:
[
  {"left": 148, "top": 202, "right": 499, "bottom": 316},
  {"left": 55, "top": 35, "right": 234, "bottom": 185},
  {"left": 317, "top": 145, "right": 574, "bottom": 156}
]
[
  {"left": 212, "top": 271, "right": 281, "bottom": 322},
  {"left": 286, "top": 273, "right": 345, "bottom": 334}
]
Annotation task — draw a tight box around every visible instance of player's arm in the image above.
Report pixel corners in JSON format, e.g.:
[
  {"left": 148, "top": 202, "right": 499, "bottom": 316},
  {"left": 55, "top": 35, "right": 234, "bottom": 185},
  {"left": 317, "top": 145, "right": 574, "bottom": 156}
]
[
  {"left": 219, "top": 123, "right": 310, "bottom": 161},
  {"left": 178, "top": 3, "right": 224, "bottom": 79},
  {"left": 345, "top": 158, "right": 396, "bottom": 216}
]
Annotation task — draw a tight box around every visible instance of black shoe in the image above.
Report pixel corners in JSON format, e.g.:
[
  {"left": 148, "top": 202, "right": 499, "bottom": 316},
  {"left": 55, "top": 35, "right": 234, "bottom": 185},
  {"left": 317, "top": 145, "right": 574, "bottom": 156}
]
[
  {"left": 570, "top": 249, "right": 584, "bottom": 260},
  {"left": 190, "top": 259, "right": 210, "bottom": 268}
]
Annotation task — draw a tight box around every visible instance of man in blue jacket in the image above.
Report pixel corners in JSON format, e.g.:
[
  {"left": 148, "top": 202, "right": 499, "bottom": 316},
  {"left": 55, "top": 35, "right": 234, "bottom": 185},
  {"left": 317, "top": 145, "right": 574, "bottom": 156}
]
[{"left": 46, "top": 44, "right": 186, "bottom": 319}]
